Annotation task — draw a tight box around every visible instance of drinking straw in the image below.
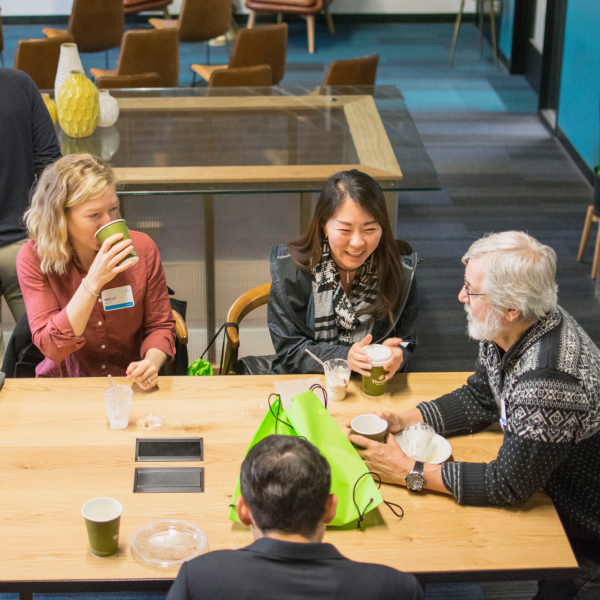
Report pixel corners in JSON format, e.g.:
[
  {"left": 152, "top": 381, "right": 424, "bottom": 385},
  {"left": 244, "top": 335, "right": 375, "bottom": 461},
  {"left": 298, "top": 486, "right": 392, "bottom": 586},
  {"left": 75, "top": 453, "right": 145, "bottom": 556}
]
[{"left": 304, "top": 348, "right": 327, "bottom": 370}]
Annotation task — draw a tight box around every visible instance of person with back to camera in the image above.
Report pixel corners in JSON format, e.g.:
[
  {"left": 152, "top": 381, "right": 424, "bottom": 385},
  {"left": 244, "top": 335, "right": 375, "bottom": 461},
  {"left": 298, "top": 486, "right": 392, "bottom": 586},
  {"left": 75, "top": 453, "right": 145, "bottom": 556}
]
[
  {"left": 267, "top": 169, "right": 418, "bottom": 377},
  {"left": 167, "top": 435, "right": 424, "bottom": 600},
  {"left": 16, "top": 153, "right": 175, "bottom": 388}
]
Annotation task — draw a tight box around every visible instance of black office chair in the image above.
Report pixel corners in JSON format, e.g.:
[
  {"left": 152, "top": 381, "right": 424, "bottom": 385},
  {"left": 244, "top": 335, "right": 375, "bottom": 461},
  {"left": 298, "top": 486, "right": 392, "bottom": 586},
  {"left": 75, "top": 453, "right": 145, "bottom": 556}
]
[
  {"left": 1, "top": 313, "right": 44, "bottom": 378},
  {"left": 2, "top": 288, "right": 188, "bottom": 378}
]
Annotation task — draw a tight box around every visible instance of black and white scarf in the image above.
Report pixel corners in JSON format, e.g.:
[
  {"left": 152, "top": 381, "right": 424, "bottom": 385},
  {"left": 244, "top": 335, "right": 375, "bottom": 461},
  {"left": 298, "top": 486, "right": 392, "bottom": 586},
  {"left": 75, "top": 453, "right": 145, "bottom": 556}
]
[{"left": 312, "top": 243, "right": 377, "bottom": 346}]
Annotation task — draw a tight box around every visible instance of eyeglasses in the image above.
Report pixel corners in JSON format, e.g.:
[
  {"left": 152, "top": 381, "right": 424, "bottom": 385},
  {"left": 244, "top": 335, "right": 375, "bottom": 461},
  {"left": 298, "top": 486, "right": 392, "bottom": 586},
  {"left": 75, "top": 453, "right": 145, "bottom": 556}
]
[{"left": 463, "top": 281, "right": 486, "bottom": 299}]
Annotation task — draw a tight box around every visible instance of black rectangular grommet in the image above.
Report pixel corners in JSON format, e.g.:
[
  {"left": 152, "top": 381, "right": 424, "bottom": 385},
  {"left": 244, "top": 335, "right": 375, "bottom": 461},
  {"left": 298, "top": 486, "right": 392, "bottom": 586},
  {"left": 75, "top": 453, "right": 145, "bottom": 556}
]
[
  {"left": 135, "top": 438, "right": 203, "bottom": 462},
  {"left": 133, "top": 467, "right": 204, "bottom": 493}
]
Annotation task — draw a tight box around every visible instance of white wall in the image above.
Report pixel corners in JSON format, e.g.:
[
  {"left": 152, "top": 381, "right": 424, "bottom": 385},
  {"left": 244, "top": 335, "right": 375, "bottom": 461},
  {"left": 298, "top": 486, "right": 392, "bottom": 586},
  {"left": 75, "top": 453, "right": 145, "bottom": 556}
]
[{"left": 1, "top": 0, "right": 474, "bottom": 16}]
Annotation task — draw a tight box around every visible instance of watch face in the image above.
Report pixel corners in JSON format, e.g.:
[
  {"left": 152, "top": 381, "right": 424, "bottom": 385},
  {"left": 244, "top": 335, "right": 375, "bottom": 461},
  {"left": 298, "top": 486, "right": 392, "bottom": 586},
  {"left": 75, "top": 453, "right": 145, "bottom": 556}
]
[{"left": 406, "top": 472, "right": 424, "bottom": 492}]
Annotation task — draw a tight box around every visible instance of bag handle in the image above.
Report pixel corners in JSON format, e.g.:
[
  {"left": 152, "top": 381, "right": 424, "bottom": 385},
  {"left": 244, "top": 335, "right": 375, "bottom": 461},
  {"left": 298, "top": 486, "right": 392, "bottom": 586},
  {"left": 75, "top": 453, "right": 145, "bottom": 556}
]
[
  {"left": 201, "top": 321, "right": 239, "bottom": 375},
  {"left": 309, "top": 383, "right": 328, "bottom": 409},
  {"left": 352, "top": 471, "right": 404, "bottom": 530}
]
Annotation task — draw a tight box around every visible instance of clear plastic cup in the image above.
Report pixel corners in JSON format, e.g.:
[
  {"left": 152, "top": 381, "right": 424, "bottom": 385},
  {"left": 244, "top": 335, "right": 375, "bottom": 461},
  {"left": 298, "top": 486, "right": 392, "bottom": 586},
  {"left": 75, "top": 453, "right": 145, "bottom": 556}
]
[
  {"left": 402, "top": 422, "right": 436, "bottom": 461},
  {"left": 324, "top": 358, "right": 351, "bottom": 401},
  {"left": 103, "top": 385, "right": 133, "bottom": 429}
]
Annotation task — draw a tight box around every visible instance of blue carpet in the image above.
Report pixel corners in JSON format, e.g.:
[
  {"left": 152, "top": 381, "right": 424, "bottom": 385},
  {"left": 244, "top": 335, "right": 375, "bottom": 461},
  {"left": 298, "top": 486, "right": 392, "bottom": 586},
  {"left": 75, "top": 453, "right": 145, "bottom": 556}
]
[{"left": 0, "top": 18, "right": 538, "bottom": 113}]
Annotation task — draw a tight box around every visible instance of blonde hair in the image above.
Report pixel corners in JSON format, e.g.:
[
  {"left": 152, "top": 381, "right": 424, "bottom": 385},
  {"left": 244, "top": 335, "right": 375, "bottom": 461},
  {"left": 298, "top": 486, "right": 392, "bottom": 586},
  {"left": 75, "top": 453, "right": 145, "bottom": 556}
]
[{"left": 25, "top": 153, "right": 116, "bottom": 275}]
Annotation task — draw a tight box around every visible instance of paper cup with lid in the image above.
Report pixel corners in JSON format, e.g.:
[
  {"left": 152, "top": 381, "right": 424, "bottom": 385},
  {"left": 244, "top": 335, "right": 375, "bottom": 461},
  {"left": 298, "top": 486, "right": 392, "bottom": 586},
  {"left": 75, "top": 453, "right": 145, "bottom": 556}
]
[
  {"left": 361, "top": 344, "right": 392, "bottom": 396},
  {"left": 95, "top": 219, "right": 138, "bottom": 266}
]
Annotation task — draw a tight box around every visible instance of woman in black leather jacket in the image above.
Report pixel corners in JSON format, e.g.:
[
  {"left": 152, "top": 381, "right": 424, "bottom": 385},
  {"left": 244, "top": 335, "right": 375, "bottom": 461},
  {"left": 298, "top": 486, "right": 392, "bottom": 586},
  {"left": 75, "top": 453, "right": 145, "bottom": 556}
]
[{"left": 267, "top": 169, "right": 418, "bottom": 376}]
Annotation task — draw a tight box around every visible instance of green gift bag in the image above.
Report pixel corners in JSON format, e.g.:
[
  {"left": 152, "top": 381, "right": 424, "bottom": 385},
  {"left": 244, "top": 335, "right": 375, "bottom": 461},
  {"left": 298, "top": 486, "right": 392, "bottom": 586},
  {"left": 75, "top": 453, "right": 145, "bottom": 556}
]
[{"left": 228, "top": 390, "right": 383, "bottom": 527}]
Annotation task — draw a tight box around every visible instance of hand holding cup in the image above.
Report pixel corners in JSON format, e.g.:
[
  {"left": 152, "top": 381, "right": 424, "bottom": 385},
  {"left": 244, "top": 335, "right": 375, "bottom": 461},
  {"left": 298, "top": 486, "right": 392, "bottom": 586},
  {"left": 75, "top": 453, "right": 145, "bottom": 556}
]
[
  {"left": 85, "top": 233, "right": 135, "bottom": 293},
  {"left": 347, "top": 334, "right": 373, "bottom": 377}
]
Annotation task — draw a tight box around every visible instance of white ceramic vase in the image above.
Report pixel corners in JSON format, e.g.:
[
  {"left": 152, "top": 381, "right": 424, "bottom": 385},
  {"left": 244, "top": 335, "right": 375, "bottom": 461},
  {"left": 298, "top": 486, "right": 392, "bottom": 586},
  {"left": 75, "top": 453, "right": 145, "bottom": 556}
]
[
  {"left": 98, "top": 90, "right": 120, "bottom": 128},
  {"left": 54, "top": 43, "right": 84, "bottom": 101}
]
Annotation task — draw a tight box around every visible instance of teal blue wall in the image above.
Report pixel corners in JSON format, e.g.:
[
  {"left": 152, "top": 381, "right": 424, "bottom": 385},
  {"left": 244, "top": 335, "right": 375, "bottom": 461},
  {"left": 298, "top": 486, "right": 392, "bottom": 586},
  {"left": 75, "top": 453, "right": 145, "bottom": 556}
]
[
  {"left": 557, "top": 0, "right": 600, "bottom": 171},
  {"left": 499, "top": 0, "right": 515, "bottom": 59}
]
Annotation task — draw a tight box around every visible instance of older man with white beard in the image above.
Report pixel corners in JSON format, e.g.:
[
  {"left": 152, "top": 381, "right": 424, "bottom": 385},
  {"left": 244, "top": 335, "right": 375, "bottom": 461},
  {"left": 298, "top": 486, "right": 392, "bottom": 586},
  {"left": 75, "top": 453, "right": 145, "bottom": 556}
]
[{"left": 349, "top": 231, "right": 600, "bottom": 600}]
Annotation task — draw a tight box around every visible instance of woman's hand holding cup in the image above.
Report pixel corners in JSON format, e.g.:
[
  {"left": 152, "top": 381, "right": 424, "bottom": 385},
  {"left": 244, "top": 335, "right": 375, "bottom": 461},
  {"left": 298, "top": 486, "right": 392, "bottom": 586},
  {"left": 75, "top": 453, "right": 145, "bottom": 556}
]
[
  {"left": 347, "top": 334, "right": 373, "bottom": 376},
  {"left": 381, "top": 337, "right": 405, "bottom": 380},
  {"left": 84, "top": 233, "right": 135, "bottom": 293}
]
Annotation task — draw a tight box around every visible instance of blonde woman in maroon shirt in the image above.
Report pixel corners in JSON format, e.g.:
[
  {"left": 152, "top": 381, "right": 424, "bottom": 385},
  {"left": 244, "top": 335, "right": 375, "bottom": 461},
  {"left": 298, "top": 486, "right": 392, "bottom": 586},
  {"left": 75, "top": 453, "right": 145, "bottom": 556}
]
[{"left": 17, "top": 153, "right": 175, "bottom": 387}]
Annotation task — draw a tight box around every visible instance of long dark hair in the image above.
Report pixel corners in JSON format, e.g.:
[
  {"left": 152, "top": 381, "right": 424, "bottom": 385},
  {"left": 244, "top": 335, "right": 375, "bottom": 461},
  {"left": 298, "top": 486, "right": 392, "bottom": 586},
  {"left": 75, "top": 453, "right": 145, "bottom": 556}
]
[{"left": 288, "top": 169, "right": 406, "bottom": 321}]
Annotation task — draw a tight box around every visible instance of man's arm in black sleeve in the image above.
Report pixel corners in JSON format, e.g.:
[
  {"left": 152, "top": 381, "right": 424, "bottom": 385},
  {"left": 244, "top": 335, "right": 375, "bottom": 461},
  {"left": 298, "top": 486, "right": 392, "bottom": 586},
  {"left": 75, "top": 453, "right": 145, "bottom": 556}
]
[
  {"left": 417, "top": 350, "right": 499, "bottom": 436},
  {"left": 28, "top": 77, "right": 62, "bottom": 177},
  {"left": 441, "top": 374, "right": 583, "bottom": 506}
]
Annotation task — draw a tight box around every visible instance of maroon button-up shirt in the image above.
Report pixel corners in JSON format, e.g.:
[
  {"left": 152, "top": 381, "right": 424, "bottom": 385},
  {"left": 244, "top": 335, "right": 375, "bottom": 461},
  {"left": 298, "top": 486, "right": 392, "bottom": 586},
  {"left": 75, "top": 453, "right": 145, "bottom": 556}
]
[{"left": 17, "top": 231, "right": 176, "bottom": 378}]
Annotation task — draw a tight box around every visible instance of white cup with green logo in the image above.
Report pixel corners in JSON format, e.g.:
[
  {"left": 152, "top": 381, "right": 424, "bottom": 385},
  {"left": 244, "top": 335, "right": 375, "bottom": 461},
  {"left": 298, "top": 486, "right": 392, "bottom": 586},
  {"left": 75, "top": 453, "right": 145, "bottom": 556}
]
[
  {"left": 95, "top": 219, "right": 139, "bottom": 266},
  {"left": 361, "top": 344, "right": 392, "bottom": 396}
]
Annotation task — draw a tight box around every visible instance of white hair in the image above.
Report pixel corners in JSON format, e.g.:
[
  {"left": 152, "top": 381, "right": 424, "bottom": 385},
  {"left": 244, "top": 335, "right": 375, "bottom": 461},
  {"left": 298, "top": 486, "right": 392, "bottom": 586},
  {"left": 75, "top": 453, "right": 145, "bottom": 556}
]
[{"left": 462, "top": 231, "right": 558, "bottom": 321}]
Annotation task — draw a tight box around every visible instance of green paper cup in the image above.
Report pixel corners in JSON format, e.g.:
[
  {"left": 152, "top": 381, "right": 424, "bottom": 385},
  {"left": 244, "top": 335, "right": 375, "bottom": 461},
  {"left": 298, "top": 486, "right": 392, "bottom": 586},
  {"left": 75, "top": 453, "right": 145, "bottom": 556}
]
[
  {"left": 82, "top": 497, "right": 122, "bottom": 557},
  {"left": 361, "top": 344, "right": 392, "bottom": 396},
  {"left": 95, "top": 219, "right": 139, "bottom": 266},
  {"left": 351, "top": 414, "right": 388, "bottom": 444}
]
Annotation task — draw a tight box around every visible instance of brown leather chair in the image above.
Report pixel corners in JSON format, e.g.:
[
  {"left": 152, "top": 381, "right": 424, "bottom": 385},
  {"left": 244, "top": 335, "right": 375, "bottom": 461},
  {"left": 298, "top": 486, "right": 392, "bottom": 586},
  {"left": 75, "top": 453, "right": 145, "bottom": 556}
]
[
  {"left": 43, "top": 0, "right": 124, "bottom": 67},
  {"left": 322, "top": 54, "right": 378, "bottom": 87},
  {"left": 192, "top": 23, "right": 287, "bottom": 85},
  {"left": 246, "top": 0, "right": 333, "bottom": 54},
  {"left": 90, "top": 28, "right": 179, "bottom": 87},
  {"left": 14, "top": 35, "right": 75, "bottom": 89},
  {"left": 149, "top": 0, "right": 231, "bottom": 65},
  {"left": 123, "top": 0, "right": 172, "bottom": 17},
  {"left": 208, "top": 64, "right": 272, "bottom": 87},
  {"left": 96, "top": 71, "right": 161, "bottom": 88}
]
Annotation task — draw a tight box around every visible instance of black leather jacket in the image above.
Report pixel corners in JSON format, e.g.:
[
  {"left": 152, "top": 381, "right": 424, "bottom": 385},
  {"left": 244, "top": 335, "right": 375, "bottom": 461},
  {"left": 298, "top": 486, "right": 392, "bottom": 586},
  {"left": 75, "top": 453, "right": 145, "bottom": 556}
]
[{"left": 267, "top": 243, "right": 418, "bottom": 375}]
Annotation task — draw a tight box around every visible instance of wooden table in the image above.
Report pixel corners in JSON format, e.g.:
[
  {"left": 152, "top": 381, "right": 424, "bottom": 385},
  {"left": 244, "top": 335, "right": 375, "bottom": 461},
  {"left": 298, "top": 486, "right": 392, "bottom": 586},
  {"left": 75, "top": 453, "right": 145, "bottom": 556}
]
[{"left": 0, "top": 374, "right": 577, "bottom": 597}]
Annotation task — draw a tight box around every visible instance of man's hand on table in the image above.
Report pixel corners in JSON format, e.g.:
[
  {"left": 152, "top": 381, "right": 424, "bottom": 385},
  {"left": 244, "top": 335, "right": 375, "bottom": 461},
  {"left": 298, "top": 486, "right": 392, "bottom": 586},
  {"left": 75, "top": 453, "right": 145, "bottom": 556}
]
[
  {"left": 348, "top": 431, "right": 414, "bottom": 485},
  {"left": 346, "top": 411, "right": 451, "bottom": 495}
]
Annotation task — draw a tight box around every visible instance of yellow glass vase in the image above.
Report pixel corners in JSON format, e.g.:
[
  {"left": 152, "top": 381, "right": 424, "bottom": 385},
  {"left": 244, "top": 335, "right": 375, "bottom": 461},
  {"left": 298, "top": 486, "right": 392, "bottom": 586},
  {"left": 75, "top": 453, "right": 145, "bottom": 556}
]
[
  {"left": 57, "top": 70, "right": 99, "bottom": 138},
  {"left": 41, "top": 93, "right": 58, "bottom": 124}
]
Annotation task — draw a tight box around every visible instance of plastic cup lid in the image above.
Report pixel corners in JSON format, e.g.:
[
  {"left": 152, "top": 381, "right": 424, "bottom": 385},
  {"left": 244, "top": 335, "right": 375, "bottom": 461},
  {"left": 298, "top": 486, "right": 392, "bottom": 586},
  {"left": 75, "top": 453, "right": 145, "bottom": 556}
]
[{"left": 363, "top": 344, "right": 392, "bottom": 366}]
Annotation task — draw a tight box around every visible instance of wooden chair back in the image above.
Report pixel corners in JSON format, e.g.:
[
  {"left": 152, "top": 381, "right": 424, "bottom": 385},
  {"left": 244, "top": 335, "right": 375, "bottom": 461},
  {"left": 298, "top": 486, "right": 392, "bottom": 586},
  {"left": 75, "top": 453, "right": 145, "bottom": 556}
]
[
  {"left": 69, "top": 0, "right": 124, "bottom": 53},
  {"left": 209, "top": 64, "right": 273, "bottom": 87},
  {"left": 179, "top": 0, "right": 232, "bottom": 43},
  {"left": 116, "top": 28, "right": 179, "bottom": 87},
  {"left": 15, "top": 35, "right": 74, "bottom": 89},
  {"left": 161, "top": 309, "right": 189, "bottom": 376},
  {"left": 123, "top": 0, "right": 172, "bottom": 15},
  {"left": 228, "top": 24, "right": 287, "bottom": 85},
  {"left": 222, "top": 283, "right": 271, "bottom": 375},
  {"left": 96, "top": 72, "right": 161, "bottom": 89},
  {"left": 323, "top": 54, "right": 379, "bottom": 86}
]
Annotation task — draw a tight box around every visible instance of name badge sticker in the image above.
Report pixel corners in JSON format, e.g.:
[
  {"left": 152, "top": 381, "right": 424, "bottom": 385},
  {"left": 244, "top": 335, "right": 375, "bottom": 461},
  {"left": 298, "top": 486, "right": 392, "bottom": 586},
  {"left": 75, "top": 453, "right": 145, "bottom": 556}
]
[
  {"left": 500, "top": 397, "right": 507, "bottom": 430},
  {"left": 102, "top": 285, "right": 135, "bottom": 312}
]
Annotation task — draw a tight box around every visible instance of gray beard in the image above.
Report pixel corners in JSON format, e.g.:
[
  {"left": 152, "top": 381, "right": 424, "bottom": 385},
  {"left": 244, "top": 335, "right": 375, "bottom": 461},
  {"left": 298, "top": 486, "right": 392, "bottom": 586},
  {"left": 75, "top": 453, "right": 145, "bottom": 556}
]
[{"left": 464, "top": 304, "right": 505, "bottom": 341}]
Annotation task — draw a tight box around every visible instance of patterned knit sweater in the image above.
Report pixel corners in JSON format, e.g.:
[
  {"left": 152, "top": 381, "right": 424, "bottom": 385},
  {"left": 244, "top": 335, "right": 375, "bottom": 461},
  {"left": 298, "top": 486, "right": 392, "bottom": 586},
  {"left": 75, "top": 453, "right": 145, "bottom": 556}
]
[{"left": 418, "top": 307, "right": 600, "bottom": 542}]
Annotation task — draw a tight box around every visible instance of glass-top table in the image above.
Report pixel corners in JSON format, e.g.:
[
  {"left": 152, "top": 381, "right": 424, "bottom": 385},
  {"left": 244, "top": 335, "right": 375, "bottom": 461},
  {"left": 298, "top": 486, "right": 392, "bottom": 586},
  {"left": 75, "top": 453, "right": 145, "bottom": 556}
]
[{"left": 56, "top": 85, "right": 439, "bottom": 195}]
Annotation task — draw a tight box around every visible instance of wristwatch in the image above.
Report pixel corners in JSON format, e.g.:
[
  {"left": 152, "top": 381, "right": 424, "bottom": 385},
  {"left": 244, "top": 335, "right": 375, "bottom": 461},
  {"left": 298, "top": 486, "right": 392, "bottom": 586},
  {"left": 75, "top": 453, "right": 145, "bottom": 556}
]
[{"left": 405, "top": 461, "right": 426, "bottom": 492}]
